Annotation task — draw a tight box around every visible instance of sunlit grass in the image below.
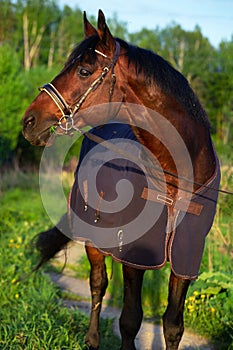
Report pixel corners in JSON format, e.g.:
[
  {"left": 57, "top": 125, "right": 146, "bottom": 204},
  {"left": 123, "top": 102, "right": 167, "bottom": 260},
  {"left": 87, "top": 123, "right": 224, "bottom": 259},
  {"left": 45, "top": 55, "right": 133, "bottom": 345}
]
[
  {"left": 0, "top": 163, "right": 232, "bottom": 348},
  {"left": 0, "top": 186, "right": 120, "bottom": 350}
]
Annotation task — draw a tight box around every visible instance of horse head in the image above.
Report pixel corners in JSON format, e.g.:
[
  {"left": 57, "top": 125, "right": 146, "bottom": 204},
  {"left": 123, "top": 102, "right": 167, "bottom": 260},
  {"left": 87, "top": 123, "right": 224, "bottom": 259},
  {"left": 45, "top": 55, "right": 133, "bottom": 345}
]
[
  {"left": 22, "top": 9, "right": 215, "bottom": 193},
  {"left": 22, "top": 10, "right": 126, "bottom": 146}
]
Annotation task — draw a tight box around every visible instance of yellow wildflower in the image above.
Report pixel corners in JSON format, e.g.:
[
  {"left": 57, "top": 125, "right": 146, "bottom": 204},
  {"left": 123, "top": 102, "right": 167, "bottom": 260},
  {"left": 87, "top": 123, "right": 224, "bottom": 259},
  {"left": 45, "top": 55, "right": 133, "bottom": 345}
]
[
  {"left": 188, "top": 296, "right": 195, "bottom": 302},
  {"left": 187, "top": 305, "right": 194, "bottom": 312}
]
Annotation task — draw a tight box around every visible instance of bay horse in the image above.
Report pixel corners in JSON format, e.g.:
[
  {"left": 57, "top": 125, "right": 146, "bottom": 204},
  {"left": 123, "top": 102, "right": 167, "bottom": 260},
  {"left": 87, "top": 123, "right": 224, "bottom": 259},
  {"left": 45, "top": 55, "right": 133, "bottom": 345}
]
[{"left": 22, "top": 10, "right": 220, "bottom": 350}]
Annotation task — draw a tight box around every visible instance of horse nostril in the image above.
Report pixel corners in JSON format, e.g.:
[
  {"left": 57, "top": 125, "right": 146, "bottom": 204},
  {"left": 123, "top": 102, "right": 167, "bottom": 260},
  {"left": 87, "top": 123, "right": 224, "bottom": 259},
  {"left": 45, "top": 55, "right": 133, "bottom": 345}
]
[{"left": 24, "top": 115, "right": 36, "bottom": 130}]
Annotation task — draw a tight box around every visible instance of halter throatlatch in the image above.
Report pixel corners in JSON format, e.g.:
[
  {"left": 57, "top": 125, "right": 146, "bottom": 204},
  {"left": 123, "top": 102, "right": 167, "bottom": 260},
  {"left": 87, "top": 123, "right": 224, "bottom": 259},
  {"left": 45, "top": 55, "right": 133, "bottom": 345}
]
[{"left": 39, "top": 41, "right": 121, "bottom": 134}]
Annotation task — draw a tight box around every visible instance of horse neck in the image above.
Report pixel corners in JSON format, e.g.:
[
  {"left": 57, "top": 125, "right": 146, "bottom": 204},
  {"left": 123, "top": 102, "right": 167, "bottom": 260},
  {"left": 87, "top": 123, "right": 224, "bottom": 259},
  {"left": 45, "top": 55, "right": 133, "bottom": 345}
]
[{"left": 118, "top": 79, "right": 216, "bottom": 192}]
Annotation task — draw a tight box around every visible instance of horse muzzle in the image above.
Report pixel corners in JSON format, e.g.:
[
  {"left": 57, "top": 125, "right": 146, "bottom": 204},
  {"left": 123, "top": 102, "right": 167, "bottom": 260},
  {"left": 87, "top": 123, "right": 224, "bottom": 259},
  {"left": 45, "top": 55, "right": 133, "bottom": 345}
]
[{"left": 22, "top": 110, "right": 58, "bottom": 146}]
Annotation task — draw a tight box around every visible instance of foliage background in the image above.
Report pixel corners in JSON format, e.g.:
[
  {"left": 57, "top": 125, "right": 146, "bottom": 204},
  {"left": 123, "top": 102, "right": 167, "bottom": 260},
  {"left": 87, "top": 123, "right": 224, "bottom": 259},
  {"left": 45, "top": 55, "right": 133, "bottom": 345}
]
[
  {"left": 0, "top": 0, "right": 232, "bottom": 348},
  {"left": 0, "top": 0, "right": 232, "bottom": 166}
]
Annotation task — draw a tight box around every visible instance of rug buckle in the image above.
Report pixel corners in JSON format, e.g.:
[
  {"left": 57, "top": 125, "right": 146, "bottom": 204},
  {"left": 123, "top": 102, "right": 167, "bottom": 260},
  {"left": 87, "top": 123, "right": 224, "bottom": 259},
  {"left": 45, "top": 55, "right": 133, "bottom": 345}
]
[{"left": 157, "top": 194, "right": 173, "bottom": 206}]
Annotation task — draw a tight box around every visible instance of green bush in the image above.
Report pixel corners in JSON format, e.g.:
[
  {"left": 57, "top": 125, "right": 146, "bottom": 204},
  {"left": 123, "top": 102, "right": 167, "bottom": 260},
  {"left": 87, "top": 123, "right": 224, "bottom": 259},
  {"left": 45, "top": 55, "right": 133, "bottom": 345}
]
[
  {"left": 0, "top": 44, "right": 28, "bottom": 164},
  {"left": 185, "top": 271, "right": 233, "bottom": 348}
]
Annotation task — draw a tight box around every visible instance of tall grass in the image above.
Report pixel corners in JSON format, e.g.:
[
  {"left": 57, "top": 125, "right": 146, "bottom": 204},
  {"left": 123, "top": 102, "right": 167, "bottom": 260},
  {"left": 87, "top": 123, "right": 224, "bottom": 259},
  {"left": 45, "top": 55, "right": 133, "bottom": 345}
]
[
  {"left": 183, "top": 164, "right": 233, "bottom": 348},
  {"left": 0, "top": 182, "right": 120, "bottom": 349}
]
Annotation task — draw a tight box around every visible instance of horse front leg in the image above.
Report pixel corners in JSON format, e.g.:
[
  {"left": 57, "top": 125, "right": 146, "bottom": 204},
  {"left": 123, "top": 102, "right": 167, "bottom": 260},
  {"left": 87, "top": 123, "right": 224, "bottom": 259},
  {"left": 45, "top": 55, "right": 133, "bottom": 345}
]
[
  {"left": 120, "top": 265, "right": 145, "bottom": 350},
  {"left": 163, "top": 271, "right": 190, "bottom": 350},
  {"left": 85, "top": 245, "right": 108, "bottom": 350}
]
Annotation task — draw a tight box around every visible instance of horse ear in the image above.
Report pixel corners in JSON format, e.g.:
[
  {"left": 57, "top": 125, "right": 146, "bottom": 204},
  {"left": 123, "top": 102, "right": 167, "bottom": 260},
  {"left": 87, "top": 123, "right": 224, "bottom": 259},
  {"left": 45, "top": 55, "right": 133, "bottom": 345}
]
[
  {"left": 97, "top": 9, "right": 115, "bottom": 50},
  {"left": 83, "top": 11, "right": 98, "bottom": 38}
]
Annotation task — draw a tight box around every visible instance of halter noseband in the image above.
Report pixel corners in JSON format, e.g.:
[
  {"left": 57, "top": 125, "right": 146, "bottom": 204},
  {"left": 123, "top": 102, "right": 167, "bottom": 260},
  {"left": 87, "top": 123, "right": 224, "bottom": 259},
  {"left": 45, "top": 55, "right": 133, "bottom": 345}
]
[{"left": 39, "top": 41, "right": 121, "bottom": 134}]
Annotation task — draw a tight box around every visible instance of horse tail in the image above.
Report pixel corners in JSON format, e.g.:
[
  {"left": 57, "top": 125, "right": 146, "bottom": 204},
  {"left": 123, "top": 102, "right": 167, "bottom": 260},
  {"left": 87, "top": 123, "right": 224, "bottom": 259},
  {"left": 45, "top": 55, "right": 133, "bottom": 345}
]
[{"left": 34, "top": 214, "right": 71, "bottom": 270}]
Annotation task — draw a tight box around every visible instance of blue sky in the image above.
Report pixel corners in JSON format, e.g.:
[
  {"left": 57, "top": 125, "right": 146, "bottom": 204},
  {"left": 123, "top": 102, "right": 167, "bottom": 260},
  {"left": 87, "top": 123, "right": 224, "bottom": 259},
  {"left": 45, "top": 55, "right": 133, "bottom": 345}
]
[{"left": 58, "top": 0, "right": 233, "bottom": 47}]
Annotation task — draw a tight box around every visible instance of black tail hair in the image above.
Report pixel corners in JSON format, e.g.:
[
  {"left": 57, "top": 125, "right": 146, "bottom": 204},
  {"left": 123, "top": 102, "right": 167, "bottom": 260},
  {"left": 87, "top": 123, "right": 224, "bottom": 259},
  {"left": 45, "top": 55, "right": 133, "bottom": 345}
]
[{"left": 34, "top": 214, "right": 71, "bottom": 270}]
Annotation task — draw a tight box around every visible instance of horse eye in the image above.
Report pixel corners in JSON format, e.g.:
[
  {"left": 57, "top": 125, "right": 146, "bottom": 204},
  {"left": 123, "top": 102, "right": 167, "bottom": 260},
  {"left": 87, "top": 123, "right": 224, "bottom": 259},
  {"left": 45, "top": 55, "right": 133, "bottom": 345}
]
[{"left": 78, "top": 67, "right": 92, "bottom": 78}]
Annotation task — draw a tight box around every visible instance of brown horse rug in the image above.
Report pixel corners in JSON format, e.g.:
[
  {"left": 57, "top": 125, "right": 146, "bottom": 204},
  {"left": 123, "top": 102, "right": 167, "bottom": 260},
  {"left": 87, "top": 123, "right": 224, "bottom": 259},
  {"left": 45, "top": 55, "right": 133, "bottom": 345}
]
[{"left": 69, "top": 123, "right": 220, "bottom": 280}]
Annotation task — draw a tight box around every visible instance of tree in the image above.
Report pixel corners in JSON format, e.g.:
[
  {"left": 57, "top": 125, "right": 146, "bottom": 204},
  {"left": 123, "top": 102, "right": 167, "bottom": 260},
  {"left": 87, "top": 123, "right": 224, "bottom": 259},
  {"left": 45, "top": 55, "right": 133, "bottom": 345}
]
[
  {"left": 0, "top": 45, "right": 27, "bottom": 164},
  {"left": 155, "top": 24, "right": 215, "bottom": 88},
  {"left": 107, "top": 12, "right": 129, "bottom": 39},
  {"left": 0, "top": 1, "right": 232, "bottom": 166},
  {"left": 203, "top": 39, "right": 233, "bottom": 144},
  {"left": 129, "top": 27, "right": 161, "bottom": 52},
  {"left": 130, "top": 24, "right": 217, "bottom": 128},
  {"left": 0, "top": 0, "right": 17, "bottom": 44},
  {"left": 54, "top": 5, "right": 83, "bottom": 66},
  {"left": 19, "top": 0, "right": 60, "bottom": 70}
]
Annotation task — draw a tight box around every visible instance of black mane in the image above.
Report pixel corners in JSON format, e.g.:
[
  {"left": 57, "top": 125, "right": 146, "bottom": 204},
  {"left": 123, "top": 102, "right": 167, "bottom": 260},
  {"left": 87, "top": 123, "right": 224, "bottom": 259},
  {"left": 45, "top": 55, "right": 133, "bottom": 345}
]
[
  {"left": 117, "top": 38, "right": 210, "bottom": 128},
  {"left": 65, "top": 35, "right": 210, "bottom": 128}
]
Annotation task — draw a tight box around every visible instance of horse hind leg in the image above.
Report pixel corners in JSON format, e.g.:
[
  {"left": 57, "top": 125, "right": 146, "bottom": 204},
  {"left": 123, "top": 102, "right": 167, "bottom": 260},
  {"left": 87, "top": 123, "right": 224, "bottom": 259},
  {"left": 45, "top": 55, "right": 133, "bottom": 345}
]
[
  {"left": 120, "top": 265, "right": 145, "bottom": 350},
  {"left": 163, "top": 271, "right": 190, "bottom": 350},
  {"left": 85, "top": 245, "right": 108, "bottom": 349}
]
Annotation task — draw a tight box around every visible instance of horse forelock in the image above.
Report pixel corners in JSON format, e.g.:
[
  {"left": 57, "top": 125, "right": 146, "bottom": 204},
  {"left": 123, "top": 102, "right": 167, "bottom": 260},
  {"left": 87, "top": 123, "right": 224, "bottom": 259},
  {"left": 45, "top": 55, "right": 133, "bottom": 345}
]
[{"left": 62, "top": 35, "right": 100, "bottom": 71}]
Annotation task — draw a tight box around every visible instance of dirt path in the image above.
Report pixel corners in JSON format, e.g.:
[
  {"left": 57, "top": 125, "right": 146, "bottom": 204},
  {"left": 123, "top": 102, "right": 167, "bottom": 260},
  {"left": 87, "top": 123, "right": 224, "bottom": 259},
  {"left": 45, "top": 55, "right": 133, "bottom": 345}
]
[{"left": 48, "top": 242, "right": 215, "bottom": 350}]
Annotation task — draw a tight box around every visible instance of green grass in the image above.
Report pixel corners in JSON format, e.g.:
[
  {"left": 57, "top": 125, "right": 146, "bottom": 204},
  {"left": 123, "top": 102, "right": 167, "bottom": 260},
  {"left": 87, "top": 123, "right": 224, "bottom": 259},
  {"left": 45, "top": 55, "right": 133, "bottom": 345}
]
[
  {"left": 0, "top": 184, "right": 120, "bottom": 350},
  {"left": 184, "top": 271, "right": 233, "bottom": 348},
  {"left": 0, "top": 165, "right": 232, "bottom": 349}
]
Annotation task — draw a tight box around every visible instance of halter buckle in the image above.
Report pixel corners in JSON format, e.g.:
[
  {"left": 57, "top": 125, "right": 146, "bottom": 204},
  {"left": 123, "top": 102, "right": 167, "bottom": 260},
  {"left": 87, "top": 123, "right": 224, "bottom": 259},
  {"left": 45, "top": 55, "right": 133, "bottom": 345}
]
[{"left": 103, "top": 66, "right": 110, "bottom": 73}]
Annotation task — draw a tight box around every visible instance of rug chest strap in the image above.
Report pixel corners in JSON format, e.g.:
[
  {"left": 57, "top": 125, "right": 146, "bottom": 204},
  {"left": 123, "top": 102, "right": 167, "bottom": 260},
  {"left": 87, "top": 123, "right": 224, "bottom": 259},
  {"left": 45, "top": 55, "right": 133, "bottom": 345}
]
[{"left": 141, "top": 188, "right": 203, "bottom": 216}]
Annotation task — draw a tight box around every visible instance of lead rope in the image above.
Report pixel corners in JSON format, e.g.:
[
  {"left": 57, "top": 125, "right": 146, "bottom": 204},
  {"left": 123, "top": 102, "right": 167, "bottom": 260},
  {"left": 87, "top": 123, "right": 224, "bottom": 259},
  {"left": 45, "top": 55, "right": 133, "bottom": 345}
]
[{"left": 84, "top": 131, "right": 233, "bottom": 196}]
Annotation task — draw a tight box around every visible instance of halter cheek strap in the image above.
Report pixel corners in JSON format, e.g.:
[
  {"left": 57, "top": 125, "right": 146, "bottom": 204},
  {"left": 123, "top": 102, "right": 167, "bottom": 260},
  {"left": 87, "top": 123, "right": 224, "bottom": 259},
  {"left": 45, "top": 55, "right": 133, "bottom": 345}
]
[{"left": 39, "top": 41, "right": 121, "bottom": 134}]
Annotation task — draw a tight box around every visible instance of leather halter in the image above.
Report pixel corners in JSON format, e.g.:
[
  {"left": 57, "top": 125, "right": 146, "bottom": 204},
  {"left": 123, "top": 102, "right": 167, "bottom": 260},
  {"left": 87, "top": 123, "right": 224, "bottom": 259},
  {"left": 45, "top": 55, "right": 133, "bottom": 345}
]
[{"left": 39, "top": 41, "right": 121, "bottom": 134}]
